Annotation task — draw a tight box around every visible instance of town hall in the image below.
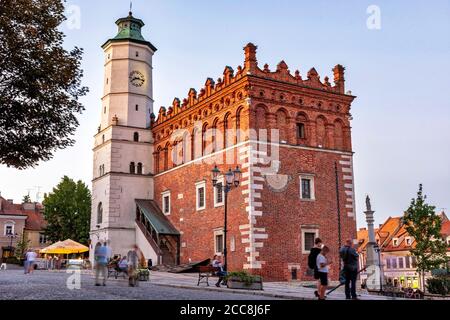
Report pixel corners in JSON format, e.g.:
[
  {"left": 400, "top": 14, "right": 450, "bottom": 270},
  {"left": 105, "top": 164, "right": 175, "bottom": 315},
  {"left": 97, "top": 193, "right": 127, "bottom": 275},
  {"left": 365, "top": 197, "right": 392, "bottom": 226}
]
[{"left": 90, "top": 11, "right": 358, "bottom": 281}]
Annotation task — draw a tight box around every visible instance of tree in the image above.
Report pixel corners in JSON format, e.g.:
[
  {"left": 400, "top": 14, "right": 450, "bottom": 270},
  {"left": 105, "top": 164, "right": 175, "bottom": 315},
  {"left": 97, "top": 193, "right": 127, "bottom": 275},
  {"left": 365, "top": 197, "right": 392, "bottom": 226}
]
[
  {"left": 0, "top": 0, "right": 88, "bottom": 169},
  {"left": 42, "top": 176, "right": 91, "bottom": 244},
  {"left": 402, "top": 184, "right": 449, "bottom": 291},
  {"left": 14, "top": 234, "right": 30, "bottom": 260},
  {"left": 22, "top": 194, "right": 31, "bottom": 203}
]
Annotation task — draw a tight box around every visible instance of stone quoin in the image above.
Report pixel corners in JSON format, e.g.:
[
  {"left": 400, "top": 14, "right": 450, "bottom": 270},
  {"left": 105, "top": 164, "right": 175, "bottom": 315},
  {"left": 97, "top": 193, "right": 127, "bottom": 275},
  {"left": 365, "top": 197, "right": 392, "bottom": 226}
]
[{"left": 90, "top": 11, "right": 358, "bottom": 281}]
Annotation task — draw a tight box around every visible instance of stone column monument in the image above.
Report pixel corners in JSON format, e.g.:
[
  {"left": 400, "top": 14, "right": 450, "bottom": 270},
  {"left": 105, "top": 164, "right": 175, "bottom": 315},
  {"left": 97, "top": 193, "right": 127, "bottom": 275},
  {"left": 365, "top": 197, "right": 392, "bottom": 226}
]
[{"left": 364, "top": 195, "right": 384, "bottom": 290}]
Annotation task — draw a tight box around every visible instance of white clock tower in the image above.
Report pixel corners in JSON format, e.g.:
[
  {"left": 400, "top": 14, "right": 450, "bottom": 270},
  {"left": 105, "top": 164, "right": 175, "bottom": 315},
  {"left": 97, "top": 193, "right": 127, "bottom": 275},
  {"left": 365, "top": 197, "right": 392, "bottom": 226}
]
[{"left": 89, "top": 12, "right": 157, "bottom": 260}]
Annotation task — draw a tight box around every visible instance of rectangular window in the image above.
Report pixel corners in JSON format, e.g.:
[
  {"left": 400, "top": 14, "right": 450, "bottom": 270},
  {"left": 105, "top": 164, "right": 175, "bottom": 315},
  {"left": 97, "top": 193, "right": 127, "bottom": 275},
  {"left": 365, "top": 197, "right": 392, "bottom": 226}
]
[
  {"left": 215, "top": 234, "right": 224, "bottom": 254},
  {"left": 196, "top": 181, "right": 206, "bottom": 211},
  {"left": 391, "top": 257, "right": 397, "bottom": 269},
  {"left": 162, "top": 191, "right": 170, "bottom": 215},
  {"left": 304, "top": 232, "right": 315, "bottom": 252},
  {"left": 405, "top": 237, "right": 412, "bottom": 246},
  {"left": 135, "top": 104, "right": 139, "bottom": 111},
  {"left": 398, "top": 257, "right": 404, "bottom": 269},
  {"left": 300, "top": 175, "right": 315, "bottom": 200},
  {"left": 393, "top": 238, "right": 399, "bottom": 246},
  {"left": 5, "top": 225, "right": 13, "bottom": 236},
  {"left": 213, "top": 178, "right": 224, "bottom": 207},
  {"left": 39, "top": 233, "right": 47, "bottom": 244},
  {"left": 297, "top": 123, "right": 306, "bottom": 139},
  {"left": 411, "top": 256, "right": 417, "bottom": 268},
  {"left": 405, "top": 256, "right": 411, "bottom": 268},
  {"left": 386, "top": 258, "right": 391, "bottom": 269}
]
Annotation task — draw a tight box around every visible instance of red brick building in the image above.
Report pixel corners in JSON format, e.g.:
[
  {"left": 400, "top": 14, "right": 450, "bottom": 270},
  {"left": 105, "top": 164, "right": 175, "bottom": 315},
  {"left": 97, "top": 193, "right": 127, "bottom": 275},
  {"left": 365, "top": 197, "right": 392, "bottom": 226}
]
[{"left": 150, "top": 43, "right": 357, "bottom": 281}]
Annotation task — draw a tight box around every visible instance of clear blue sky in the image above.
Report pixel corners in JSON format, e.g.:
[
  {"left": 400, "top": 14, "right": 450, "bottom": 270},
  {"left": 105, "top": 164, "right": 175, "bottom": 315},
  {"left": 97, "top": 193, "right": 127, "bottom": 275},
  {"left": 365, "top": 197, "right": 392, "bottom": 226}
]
[{"left": 1, "top": 0, "right": 449, "bottom": 228}]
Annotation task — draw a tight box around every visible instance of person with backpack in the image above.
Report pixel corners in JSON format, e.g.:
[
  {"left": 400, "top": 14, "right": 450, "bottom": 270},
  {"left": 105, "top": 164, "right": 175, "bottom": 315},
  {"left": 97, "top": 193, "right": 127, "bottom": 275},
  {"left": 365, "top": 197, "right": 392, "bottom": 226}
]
[
  {"left": 308, "top": 238, "right": 323, "bottom": 298},
  {"left": 339, "top": 239, "right": 359, "bottom": 300}
]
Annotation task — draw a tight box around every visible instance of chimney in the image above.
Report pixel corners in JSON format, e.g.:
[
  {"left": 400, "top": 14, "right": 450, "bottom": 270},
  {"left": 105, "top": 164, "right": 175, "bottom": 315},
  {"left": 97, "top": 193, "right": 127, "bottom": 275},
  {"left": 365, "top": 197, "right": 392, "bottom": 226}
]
[
  {"left": 243, "top": 43, "right": 258, "bottom": 74},
  {"left": 332, "top": 64, "right": 345, "bottom": 94}
]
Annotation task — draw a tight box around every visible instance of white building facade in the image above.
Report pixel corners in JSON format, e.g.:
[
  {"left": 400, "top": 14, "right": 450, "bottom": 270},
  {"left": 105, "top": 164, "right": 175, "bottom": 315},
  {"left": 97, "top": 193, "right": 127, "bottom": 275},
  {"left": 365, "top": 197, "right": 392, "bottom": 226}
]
[{"left": 89, "top": 12, "right": 159, "bottom": 263}]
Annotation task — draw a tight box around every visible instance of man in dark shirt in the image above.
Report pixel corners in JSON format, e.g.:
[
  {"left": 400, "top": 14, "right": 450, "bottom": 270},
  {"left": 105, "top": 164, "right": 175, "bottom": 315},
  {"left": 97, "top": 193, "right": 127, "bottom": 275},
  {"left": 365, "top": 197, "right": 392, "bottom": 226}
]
[{"left": 340, "top": 239, "right": 359, "bottom": 300}]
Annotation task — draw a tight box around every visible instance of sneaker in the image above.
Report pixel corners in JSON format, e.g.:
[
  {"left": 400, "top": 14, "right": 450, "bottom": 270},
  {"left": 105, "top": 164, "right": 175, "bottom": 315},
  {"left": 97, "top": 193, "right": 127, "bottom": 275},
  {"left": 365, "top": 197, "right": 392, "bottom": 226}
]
[
  {"left": 95, "top": 284, "right": 101, "bottom": 286},
  {"left": 314, "top": 290, "right": 319, "bottom": 298},
  {"left": 215, "top": 283, "right": 220, "bottom": 288}
]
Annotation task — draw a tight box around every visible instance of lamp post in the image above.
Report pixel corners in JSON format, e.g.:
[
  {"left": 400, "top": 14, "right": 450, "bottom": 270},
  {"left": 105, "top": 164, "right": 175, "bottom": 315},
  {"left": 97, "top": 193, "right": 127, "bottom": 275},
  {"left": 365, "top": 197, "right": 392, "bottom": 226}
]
[
  {"left": 7, "top": 232, "right": 18, "bottom": 254},
  {"left": 211, "top": 165, "right": 241, "bottom": 272},
  {"left": 374, "top": 244, "right": 383, "bottom": 293}
]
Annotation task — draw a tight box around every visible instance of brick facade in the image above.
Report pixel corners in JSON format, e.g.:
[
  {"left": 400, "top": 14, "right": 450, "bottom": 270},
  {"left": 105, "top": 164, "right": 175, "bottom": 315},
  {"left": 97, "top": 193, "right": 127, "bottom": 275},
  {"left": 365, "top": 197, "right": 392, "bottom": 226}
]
[{"left": 149, "top": 43, "right": 357, "bottom": 281}]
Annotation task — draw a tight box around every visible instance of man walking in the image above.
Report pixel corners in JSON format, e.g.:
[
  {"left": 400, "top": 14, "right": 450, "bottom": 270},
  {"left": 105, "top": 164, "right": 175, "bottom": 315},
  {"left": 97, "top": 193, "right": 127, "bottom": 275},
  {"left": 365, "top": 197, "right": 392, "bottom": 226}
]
[
  {"left": 127, "top": 244, "right": 143, "bottom": 287},
  {"left": 340, "top": 239, "right": 359, "bottom": 300},
  {"left": 94, "top": 242, "right": 108, "bottom": 286},
  {"left": 308, "top": 237, "right": 323, "bottom": 298},
  {"left": 25, "top": 249, "right": 37, "bottom": 274}
]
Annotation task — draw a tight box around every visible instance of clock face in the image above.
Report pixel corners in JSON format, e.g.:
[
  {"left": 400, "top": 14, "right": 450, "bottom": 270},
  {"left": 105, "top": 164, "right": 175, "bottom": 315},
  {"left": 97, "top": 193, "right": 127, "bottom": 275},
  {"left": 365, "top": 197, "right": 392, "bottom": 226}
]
[{"left": 129, "top": 70, "right": 145, "bottom": 87}]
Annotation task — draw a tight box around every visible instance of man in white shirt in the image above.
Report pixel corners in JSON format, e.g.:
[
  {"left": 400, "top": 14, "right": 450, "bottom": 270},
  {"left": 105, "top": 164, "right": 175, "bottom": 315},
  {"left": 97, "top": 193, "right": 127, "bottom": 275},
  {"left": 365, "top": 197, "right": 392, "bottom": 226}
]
[
  {"left": 25, "top": 249, "right": 38, "bottom": 274},
  {"left": 316, "top": 245, "right": 332, "bottom": 300}
]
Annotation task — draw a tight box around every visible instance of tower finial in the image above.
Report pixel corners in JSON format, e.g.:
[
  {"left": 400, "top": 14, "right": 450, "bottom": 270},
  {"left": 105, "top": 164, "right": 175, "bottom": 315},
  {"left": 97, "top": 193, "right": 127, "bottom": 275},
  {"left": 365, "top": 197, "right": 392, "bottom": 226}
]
[{"left": 129, "top": 0, "right": 133, "bottom": 16}]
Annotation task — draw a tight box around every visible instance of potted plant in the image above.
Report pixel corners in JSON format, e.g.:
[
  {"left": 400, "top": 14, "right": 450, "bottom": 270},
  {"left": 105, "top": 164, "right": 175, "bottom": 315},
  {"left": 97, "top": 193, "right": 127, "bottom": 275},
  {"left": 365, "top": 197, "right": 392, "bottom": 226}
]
[
  {"left": 137, "top": 268, "right": 150, "bottom": 281},
  {"left": 225, "top": 271, "right": 263, "bottom": 290}
]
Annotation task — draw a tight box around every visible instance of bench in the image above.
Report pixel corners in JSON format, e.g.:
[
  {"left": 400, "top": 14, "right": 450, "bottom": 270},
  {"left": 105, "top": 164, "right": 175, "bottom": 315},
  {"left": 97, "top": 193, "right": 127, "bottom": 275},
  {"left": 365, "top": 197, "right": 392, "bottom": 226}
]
[{"left": 197, "top": 266, "right": 220, "bottom": 286}]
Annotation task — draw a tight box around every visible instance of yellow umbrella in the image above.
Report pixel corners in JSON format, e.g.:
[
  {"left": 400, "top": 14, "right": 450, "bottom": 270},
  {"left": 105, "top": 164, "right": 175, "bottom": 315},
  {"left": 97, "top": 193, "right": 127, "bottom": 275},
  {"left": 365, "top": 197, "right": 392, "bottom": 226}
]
[{"left": 40, "top": 239, "right": 89, "bottom": 254}]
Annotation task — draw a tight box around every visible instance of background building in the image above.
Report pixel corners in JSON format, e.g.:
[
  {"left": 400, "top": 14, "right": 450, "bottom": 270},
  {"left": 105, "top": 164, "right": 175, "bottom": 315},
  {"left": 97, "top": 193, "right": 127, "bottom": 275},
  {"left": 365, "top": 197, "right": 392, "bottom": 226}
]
[
  {"left": 0, "top": 196, "right": 48, "bottom": 261},
  {"left": 358, "top": 212, "right": 449, "bottom": 289}
]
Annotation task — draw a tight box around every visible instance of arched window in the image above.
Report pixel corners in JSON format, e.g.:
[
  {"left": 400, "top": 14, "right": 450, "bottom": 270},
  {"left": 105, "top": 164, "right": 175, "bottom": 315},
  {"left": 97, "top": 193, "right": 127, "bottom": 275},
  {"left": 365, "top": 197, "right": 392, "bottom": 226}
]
[
  {"left": 191, "top": 128, "right": 197, "bottom": 160},
  {"left": 255, "top": 105, "right": 267, "bottom": 141},
  {"left": 334, "top": 119, "right": 344, "bottom": 150},
  {"left": 133, "top": 132, "right": 139, "bottom": 142},
  {"left": 316, "top": 116, "right": 327, "bottom": 148},
  {"left": 276, "top": 109, "right": 288, "bottom": 143},
  {"left": 212, "top": 118, "right": 219, "bottom": 152},
  {"left": 164, "top": 145, "right": 169, "bottom": 171},
  {"left": 223, "top": 113, "right": 230, "bottom": 148},
  {"left": 97, "top": 202, "right": 103, "bottom": 224},
  {"left": 137, "top": 162, "right": 143, "bottom": 174},
  {"left": 155, "top": 147, "right": 161, "bottom": 174},
  {"left": 236, "top": 108, "right": 242, "bottom": 143},
  {"left": 202, "top": 123, "right": 208, "bottom": 156},
  {"left": 102, "top": 135, "right": 105, "bottom": 144},
  {"left": 130, "top": 162, "right": 136, "bottom": 174}
]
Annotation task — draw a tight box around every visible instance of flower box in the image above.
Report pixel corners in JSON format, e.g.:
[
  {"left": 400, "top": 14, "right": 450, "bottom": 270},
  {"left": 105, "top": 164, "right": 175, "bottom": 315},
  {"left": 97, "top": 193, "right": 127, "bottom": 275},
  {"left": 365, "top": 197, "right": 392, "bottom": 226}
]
[{"left": 226, "top": 273, "right": 263, "bottom": 290}]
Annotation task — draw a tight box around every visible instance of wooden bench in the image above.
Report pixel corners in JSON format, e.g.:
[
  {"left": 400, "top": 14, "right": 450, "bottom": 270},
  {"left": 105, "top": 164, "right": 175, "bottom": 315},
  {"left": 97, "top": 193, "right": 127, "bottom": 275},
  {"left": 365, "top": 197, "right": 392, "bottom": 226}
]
[{"left": 197, "top": 266, "right": 220, "bottom": 286}]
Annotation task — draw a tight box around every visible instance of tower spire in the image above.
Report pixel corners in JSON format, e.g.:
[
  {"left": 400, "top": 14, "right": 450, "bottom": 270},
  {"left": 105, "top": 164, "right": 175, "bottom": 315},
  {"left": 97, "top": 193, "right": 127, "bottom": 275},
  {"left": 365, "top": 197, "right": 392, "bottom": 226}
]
[{"left": 129, "top": 0, "right": 133, "bottom": 15}]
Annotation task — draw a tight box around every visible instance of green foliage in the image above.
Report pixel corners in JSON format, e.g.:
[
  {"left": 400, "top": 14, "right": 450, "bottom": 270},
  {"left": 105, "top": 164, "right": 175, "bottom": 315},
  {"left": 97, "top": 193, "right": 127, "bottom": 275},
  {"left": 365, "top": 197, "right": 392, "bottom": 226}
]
[
  {"left": 14, "top": 234, "right": 30, "bottom": 260},
  {"left": 402, "top": 184, "right": 449, "bottom": 275},
  {"left": 426, "top": 276, "right": 450, "bottom": 296},
  {"left": 225, "top": 271, "right": 260, "bottom": 286},
  {"left": 0, "top": 0, "right": 88, "bottom": 169},
  {"left": 42, "top": 176, "right": 91, "bottom": 244}
]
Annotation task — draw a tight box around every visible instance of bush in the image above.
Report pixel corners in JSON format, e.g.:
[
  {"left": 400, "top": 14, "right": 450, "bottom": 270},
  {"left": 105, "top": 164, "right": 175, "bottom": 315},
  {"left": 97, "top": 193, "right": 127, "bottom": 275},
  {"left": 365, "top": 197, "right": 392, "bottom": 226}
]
[
  {"left": 426, "top": 276, "right": 450, "bottom": 296},
  {"left": 5, "top": 257, "right": 20, "bottom": 265},
  {"left": 225, "top": 271, "right": 260, "bottom": 286}
]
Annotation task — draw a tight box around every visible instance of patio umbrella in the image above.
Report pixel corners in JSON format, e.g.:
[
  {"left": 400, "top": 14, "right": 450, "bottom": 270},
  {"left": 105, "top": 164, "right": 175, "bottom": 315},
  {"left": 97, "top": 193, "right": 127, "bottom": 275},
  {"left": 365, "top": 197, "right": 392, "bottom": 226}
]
[{"left": 39, "top": 239, "right": 89, "bottom": 255}]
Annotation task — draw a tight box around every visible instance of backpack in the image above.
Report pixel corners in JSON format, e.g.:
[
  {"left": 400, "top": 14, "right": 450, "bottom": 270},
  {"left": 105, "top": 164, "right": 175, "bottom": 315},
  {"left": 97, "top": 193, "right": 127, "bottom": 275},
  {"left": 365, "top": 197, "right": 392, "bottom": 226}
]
[{"left": 308, "top": 248, "right": 320, "bottom": 269}]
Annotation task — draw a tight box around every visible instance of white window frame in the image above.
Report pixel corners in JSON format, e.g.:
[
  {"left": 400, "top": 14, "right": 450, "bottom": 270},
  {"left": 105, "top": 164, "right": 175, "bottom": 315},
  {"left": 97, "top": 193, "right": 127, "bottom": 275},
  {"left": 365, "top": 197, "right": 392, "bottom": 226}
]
[
  {"left": 3, "top": 221, "right": 15, "bottom": 236},
  {"left": 405, "top": 237, "right": 412, "bottom": 246},
  {"left": 393, "top": 238, "right": 399, "bottom": 247},
  {"left": 300, "top": 174, "right": 315, "bottom": 201},
  {"left": 213, "top": 228, "right": 224, "bottom": 256},
  {"left": 162, "top": 191, "right": 171, "bottom": 215},
  {"left": 301, "top": 228, "right": 319, "bottom": 254},
  {"left": 196, "top": 180, "right": 206, "bottom": 211},
  {"left": 213, "top": 176, "right": 225, "bottom": 207}
]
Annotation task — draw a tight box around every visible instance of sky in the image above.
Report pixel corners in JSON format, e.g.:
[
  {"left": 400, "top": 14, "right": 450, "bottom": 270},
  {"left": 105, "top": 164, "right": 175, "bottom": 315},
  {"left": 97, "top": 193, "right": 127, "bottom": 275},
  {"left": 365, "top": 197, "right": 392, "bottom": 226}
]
[{"left": 0, "top": 0, "right": 449, "bottom": 228}]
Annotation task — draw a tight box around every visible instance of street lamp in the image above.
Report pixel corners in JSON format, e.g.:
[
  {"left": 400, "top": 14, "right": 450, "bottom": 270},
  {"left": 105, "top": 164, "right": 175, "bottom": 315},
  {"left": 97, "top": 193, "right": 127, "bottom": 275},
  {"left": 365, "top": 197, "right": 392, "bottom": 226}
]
[
  {"left": 7, "top": 232, "right": 18, "bottom": 254},
  {"left": 211, "top": 165, "right": 241, "bottom": 272},
  {"left": 374, "top": 244, "right": 383, "bottom": 293}
]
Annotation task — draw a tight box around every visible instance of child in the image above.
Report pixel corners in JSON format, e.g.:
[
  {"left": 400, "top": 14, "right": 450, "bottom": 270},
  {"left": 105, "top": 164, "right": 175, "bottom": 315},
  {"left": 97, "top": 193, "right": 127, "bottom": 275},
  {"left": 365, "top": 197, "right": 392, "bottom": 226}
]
[{"left": 316, "top": 245, "right": 332, "bottom": 300}]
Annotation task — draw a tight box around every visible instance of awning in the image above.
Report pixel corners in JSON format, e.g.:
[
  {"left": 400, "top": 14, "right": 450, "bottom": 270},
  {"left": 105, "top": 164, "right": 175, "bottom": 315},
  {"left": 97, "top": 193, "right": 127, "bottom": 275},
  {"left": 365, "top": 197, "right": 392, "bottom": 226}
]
[
  {"left": 40, "top": 239, "right": 89, "bottom": 254},
  {"left": 135, "top": 199, "right": 179, "bottom": 236}
]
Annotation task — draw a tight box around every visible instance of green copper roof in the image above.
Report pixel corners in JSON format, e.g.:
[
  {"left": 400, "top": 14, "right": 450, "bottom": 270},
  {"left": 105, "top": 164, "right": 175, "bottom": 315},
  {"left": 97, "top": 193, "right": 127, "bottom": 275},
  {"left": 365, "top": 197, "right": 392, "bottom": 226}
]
[{"left": 102, "top": 12, "right": 157, "bottom": 51}]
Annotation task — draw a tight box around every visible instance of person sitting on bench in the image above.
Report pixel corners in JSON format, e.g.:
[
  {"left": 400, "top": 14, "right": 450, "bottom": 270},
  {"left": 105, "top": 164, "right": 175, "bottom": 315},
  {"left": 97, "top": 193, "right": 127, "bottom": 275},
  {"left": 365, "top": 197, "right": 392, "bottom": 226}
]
[
  {"left": 211, "top": 255, "right": 227, "bottom": 287},
  {"left": 118, "top": 256, "right": 128, "bottom": 275}
]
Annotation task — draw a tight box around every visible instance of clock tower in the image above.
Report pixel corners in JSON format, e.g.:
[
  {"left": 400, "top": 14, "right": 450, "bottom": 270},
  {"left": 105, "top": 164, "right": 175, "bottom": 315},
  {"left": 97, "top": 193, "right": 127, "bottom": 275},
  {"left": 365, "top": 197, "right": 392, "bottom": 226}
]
[{"left": 89, "top": 12, "right": 157, "bottom": 259}]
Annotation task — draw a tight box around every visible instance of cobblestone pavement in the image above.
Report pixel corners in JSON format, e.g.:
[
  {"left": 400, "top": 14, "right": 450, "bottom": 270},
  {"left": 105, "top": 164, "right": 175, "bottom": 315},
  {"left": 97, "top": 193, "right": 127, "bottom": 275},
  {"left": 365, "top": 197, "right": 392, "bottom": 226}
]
[{"left": 0, "top": 269, "right": 278, "bottom": 300}]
